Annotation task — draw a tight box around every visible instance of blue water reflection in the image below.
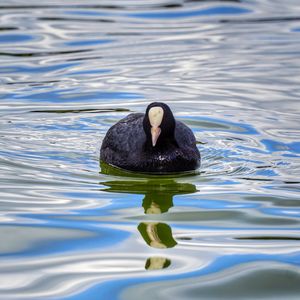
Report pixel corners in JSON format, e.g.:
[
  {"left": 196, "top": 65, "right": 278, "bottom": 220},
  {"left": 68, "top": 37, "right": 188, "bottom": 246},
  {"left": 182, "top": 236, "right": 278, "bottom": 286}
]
[
  {"left": 0, "top": 34, "right": 33, "bottom": 43},
  {"left": 62, "top": 252, "right": 300, "bottom": 300},
  {"left": 128, "top": 6, "right": 251, "bottom": 19},
  {"left": 66, "top": 39, "right": 114, "bottom": 47},
  {"left": 0, "top": 223, "right": 129, "bottom": 257}
]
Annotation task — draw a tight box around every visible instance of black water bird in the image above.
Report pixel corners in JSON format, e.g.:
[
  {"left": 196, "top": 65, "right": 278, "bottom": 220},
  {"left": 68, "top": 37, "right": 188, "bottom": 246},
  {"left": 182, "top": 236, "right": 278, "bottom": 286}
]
[{"left": 100, "top": 102, "right": 200, "bottom": 173}]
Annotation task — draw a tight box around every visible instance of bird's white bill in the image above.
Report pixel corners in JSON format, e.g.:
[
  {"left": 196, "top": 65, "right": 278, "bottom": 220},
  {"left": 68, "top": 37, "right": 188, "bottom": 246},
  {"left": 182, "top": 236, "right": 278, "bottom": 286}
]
[
  {"left": 148, "top": 106, "right": 164, "bottom": 127},
  {"left": 151, "top": 127, "right": 161, "bottom": 147},
  {"left": 149, "top": 106, "right": 163, "bottom": 147}
]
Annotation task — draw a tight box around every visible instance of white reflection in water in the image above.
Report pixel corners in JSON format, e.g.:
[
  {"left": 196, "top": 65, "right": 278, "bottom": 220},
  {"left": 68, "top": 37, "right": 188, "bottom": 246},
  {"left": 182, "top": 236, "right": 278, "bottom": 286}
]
[{"left": 122, "top": 262, "right": 300, "bottom": 300}]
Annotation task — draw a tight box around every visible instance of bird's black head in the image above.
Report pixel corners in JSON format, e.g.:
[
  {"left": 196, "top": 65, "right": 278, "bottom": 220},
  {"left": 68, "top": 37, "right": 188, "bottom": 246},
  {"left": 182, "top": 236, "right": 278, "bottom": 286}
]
[{"left": 143, "top": 102, "right": 176, "bottom": 149}]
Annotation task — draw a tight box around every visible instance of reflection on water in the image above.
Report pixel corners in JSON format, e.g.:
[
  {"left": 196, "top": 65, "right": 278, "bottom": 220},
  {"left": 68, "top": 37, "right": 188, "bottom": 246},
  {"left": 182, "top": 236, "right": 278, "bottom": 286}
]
[
  {"left": 145, "top": 257, "right": 171, "bottom": 271},
  {"left": 0, "top": 0, "right": 300, "bottom": 299},
  {"left": 138, "top": 222, "right": 177, "bottom": 249},
  {"left": 102, "top": 173, "right": 197, "bottom": 267}
]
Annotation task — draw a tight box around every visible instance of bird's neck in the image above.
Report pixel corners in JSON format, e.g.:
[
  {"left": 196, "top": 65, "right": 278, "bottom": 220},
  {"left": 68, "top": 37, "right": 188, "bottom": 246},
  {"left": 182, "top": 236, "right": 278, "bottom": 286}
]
[{"left": 144, "top": 136, "right": 178, "bottom": 153}]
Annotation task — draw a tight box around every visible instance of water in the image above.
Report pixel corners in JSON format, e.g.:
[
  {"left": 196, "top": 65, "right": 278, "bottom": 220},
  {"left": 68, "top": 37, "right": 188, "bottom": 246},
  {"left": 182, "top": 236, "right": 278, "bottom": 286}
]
[{"left": 1, "top": 0, "right": 300, "bottom": 299}]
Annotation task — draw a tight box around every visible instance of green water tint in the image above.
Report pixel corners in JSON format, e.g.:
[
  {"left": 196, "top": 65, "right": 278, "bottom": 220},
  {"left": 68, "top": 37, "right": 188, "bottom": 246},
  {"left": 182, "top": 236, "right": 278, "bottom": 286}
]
[
  {"left": 100, "top": 162, "right": 197, "bottom": 213},
  {"left": 101, "top": 161, "right": 198, "bottom": 270},
  {"left": 100, "top": 161, "right": 201, "bottom": 178}
]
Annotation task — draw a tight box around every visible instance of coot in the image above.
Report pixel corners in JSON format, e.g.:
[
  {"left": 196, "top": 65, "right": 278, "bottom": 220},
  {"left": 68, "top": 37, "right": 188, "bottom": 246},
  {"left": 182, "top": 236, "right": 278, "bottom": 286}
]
[{"left": 100, "top": 102, "right": 200, "bottom": 173}]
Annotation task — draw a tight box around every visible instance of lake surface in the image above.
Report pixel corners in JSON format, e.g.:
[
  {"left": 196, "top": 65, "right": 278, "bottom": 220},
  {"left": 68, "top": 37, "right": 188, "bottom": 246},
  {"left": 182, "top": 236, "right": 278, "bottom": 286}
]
[{"left": 1, "top": 0, "right": 300, "bottom": 299}]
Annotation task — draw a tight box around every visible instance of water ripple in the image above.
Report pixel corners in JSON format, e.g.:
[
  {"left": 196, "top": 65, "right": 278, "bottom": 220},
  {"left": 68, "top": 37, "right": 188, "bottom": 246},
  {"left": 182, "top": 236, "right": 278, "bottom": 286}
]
[{"left": 0, "top": 0, "right": 300, "bottom": 299}]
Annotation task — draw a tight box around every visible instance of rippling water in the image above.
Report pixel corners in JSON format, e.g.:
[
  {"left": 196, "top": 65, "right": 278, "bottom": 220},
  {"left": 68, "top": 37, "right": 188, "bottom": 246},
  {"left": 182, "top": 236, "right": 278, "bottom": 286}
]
[{"left": 1, "top": 0, "right": 300, "bottom": 299}]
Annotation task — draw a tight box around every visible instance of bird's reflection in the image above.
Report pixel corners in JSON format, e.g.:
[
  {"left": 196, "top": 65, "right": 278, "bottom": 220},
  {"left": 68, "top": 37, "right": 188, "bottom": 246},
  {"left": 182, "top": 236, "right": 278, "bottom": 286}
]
[
  {"left": 100, "top": 162, "right": 197, "bottom": 269},
  {"left": 145, "top": 257, "right": 171, "bottom": 270},
  {"left": 142, "top": 193, "right": 173, "bottom": 214},
  {"left": 138, "top": 222, "right": 177, "bottom": 249}
]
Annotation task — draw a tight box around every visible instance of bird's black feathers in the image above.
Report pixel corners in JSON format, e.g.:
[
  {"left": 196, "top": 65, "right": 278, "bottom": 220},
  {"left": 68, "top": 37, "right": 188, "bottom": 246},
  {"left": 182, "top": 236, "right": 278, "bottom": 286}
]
[{"left": 100, "top": 103, "right": 200, "bottom": 173}]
